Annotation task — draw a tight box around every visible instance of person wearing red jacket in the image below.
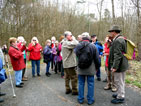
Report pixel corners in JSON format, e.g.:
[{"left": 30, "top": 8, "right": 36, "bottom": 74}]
[
  {"left": 28, "top": 37, "right": 42, "bottom": 77},
  {"left": 17, "top": 36, "right": 28, "bottom": 81},
  {"left": 8, "top": 37, "right": 26, "bottom": 88},
  {"left": 103, "top": 36, "right": 117, "bottom": 92}
]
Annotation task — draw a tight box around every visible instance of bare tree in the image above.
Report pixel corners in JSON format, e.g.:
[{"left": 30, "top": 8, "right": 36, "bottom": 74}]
[
  {"left": 96, "top": 0, "right": 104, "bottom": 38},
  {"left": 131, "top": 0, "right": 141, "bottom": 60},
  {"left": 111, "top": 0, "right": 116, "bottom": 24}
]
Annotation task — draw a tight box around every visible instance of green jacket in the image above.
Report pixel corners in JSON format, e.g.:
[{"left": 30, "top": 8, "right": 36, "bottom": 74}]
[{"left": 108, "top": 35, "right": 128, "bottom": 72}]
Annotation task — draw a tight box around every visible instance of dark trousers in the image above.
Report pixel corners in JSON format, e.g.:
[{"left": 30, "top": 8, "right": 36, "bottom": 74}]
[
  {"left": 55, "top": 61, "right": 62, "bottom": 74},
  {"left": 64, "top": 67, "right": 78, "bottom": 93},
  {"left": 51, "top": 55, "right": 55, "bottom": 70},
  {"left": 96, "top": 58, "right": 101, "bottom": 78},
  {"left": 61, "top": 63, "right": 64, "bottom": 77},
  {"left": 58, "top": 61, "right": 62, "bottom": 72},
  {"left": 22, "top": 59, "right": 26, "bottom": 78}
]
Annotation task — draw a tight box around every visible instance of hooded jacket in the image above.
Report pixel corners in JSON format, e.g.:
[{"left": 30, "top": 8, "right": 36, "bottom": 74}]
[{"left": 75, "top": 40, "right": 100, "bottom": 75}]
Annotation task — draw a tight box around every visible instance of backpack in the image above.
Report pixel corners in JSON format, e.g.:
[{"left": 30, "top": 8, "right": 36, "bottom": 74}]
[
  {"left": 77, "top": 42, "right": 93, "bottom": 69},
  {"left": 118, "top": 36, "right": 138, "bottom": 60},
  {"left": 124, "top": 39, "right": 138, "bottom": 60}
]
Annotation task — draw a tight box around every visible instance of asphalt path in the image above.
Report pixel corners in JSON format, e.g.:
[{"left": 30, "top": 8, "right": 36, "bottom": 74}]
[{"left": 0, "top": 64, "right": 141, "bottom": 106}]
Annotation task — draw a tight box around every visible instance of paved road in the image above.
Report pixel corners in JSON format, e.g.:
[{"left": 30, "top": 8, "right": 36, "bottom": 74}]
[{"left": 0, "top": 64, "right": 141, "bottom": 106}]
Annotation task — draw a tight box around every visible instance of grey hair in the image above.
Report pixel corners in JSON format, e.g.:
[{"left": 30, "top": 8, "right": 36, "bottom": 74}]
[
  {"left": 81, "top": 32, "right": 90, "bottom": 39},
  {"left": 64, "top": 31, "right": 72, "bottom": 37}
]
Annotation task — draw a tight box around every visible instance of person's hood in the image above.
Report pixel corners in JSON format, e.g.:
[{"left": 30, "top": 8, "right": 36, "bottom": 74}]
[{"left": 79, "top": 41, "right": 90, "bottom": 50}]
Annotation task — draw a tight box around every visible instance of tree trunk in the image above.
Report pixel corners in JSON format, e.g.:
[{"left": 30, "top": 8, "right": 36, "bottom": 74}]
[{"left": 111, "top": 0, "right": 115, "bottom": 24}]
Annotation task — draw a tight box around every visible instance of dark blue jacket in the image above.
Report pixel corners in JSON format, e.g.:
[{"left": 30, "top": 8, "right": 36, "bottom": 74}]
[
  {"left": 43, "top": 45, "right": 52, "bottom": 62},
  {"left": 94, "top": 41, "right": 103, "bottom": 56}
]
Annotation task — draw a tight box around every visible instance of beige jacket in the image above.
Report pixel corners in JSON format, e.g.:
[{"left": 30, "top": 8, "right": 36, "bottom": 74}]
[{"left": 62, "top": 37, "right": 78, "bottom": 68}]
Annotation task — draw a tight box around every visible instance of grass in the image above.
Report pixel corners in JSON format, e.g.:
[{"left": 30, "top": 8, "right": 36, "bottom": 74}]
[
  {"left": 125, "top": 60, "right": 141, "bottom": 88},
  {"left": 101, "top": 57, "right": 141, "bottom": 89}
]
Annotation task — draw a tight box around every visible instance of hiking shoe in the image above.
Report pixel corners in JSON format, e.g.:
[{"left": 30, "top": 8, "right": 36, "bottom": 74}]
[
  {"left": 97, "top": 78, "right": 101, "bottom": 81},
  {"left": 48, "top": 72, "right": 51, "bottom": 75},
  {"left": 20, "top": 82, "right": 24, "bottom": 85},
  {"left": 111, "top": 86, "right": 117, "bottom": 92},
  {"left": 65, "top": 90, "right": 72, "bottom": 94},
  {"left": 104, "top": 86, "right": 111, "bottom": 90},
  {"left": 37, "top": 74, "right": 41, "bottom": 76},
  {"left": 46, "top": 73, "right": 50, "bottom": 77},
  {"left": 0, "top": 92, "right": 6, "bottom": 96},
  {"left": 16, "top": 85, "right": 23, "bottom": 88},
  {"left": 112, "top": 94, "right": 117, "bottom": 98},
  {"left": 111, "top": 98, "right": 125, "bottom": 104},
  {"left": 72, "top": 92, "right": 78, "bottom": 95}
]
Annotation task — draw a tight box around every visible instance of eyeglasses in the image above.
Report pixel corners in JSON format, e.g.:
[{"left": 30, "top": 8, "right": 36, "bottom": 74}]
[{"left": 33, "top": 40, "right": 36, "bottom": 41}]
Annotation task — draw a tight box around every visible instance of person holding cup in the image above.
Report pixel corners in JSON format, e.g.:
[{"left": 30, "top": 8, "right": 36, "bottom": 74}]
[{"left": 28, "top": 37, "right": 42, "bottom": 77}]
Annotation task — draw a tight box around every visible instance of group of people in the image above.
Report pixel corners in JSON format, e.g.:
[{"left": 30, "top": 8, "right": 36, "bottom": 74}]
[
  {"left": 0, "top": 25, "right": 128, "bottom": 105},
  {"left": 61, "top": 25, "right": 128, "bottom": 105},
  {"left": 8, "top": 36, "right": 66, "bottom": 88}
]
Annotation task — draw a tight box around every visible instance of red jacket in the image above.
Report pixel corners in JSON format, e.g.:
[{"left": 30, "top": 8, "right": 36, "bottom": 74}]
[
  {"left": 104, "top": 43, "right": 110, "bottom": 67},
  {"left": 8, "top": 45, "right": 26, "bottom": 71},
  {"left": 17, "top": 42, "right": 28, "bottom": 60},
  {"left": 28, "top": 43, "right": 42, "bottom": 60}
]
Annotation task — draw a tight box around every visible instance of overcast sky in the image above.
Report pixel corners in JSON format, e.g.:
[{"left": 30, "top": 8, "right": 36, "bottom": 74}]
[{"left": 44, "top": 0, "right": 134, "bottom": 19}]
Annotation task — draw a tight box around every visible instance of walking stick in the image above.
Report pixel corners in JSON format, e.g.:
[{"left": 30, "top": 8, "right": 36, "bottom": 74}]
[{"left": 5, "top": 55, "right": 16, "bottom": 98}]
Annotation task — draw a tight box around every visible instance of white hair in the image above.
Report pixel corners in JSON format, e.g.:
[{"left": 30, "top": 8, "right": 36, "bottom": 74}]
[
  {"left": 17, "top": 36, "right": 25, "bottom": 42},
  {"left": 51, "top": 36, "right": 56, "bottom": 41},
  {"left": 46, "top": 39, "right": 51, "bottom": 43},
  {"left": 64, "top": 31, "right": 72, "bottom": 37},
  {"left": 31, "top": 37, "right": 39, "bottom": 43},
  {"left": 81, "top": 32, "right": 90, "bottom": 39}
]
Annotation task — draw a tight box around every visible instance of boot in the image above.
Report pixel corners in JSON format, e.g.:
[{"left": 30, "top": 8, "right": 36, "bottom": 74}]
[
  {"left": 111, "top": 85, "right": 117, "bottom": 92},
  {"left": 104, "top": 84, "right": 111, "bottom": 90}
]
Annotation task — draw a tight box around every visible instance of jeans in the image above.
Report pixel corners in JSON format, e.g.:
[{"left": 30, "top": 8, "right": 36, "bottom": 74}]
[
  {"left": 31, "top": 60, "right": 40, "bottom": 76},
  {"left": 15, "top": 70, "right": 22, "bottom": 85},
  {"left": 46, "top": 61, "right": 50, "bottom": 74},
  {"left": 78, "top": 75, "right": 95, "bottom": 104},
  {"left": 96, "top": 58, "right": 101, "bottom": 78}
]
